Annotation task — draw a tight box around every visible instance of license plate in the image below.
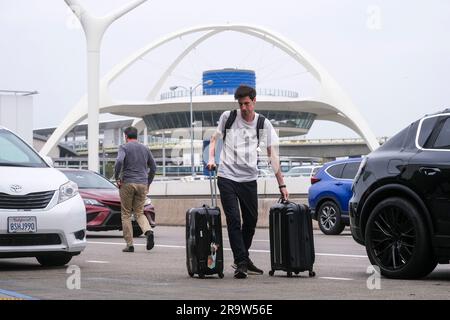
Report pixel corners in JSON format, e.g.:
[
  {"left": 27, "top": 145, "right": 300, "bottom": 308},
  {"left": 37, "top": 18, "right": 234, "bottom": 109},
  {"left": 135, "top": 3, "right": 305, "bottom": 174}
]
[{"left": 8, "top": 217, "right": 37, "bottom": 233}]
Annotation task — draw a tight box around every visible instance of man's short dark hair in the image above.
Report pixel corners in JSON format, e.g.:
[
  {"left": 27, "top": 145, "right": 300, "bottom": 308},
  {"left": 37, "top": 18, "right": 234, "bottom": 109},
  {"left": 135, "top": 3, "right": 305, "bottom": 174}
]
[
  {"left": 124, "top": 126, "right": 138, "bottom": 139},
  {"left": 234, "top": 85, "right": 256, "bottom": 100}
]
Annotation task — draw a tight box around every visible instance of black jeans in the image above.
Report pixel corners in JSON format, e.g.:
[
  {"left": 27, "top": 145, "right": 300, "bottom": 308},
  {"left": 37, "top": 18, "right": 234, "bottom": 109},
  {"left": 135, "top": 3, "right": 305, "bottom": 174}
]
[{"left": 217, "top": 177, "right": 258, "bottom": 265}]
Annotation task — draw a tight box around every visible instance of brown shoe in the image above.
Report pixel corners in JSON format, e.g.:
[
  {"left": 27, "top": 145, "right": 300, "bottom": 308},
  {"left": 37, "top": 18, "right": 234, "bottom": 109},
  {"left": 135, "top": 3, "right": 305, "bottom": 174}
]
[{"left": 122, "top": 245, "right": 134, "bottom": 252}]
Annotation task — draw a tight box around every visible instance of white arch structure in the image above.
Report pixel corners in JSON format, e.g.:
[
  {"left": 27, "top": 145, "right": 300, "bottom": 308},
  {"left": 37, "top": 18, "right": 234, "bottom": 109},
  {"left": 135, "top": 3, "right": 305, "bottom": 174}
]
[{"left": 40, "top": 24, "right": 379, "bottom": 156}]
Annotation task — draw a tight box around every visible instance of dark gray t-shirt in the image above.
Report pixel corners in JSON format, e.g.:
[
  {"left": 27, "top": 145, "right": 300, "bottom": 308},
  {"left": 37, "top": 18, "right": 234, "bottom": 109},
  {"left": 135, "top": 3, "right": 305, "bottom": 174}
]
[{"left": 114, "top": 141, "right": 157, "bottom": 186}]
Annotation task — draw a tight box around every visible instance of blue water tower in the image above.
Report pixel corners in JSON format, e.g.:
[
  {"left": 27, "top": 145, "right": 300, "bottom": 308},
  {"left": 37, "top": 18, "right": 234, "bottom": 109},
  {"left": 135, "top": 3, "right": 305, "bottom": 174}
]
[{"left": 202, "top": 68, "right": 256, "bottom": 95}]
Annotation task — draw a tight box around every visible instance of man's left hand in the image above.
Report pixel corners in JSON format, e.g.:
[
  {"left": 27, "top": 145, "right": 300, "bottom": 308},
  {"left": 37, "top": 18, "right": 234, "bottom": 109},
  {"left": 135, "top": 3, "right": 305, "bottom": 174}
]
[{"left": 280, "top": 187, "right": 289, "bottom": 201}]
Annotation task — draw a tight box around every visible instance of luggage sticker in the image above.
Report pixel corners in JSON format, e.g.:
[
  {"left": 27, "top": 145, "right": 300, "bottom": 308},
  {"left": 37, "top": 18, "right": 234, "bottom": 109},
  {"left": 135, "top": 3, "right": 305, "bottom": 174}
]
[{"left": 207, "top": 242, "right": 219, "bottom": 269}]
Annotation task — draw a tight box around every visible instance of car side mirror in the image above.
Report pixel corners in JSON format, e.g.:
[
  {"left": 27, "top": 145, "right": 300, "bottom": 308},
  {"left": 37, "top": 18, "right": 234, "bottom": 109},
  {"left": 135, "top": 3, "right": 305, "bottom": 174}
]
[{"left": 43, "top": 156, "right": 54, "bottom": 167}]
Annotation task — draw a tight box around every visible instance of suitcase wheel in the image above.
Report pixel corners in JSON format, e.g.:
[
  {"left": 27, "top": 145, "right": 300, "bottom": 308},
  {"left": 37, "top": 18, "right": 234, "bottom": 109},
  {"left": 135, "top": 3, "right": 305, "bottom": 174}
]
[
  {"left": 294, "top": 271, "right": 299, "bottom": 275},
  {"left": 269, "top": 270, "right": 275, "bottom": 276},
  {"left": 287, "top": 271, "right": 293, "bottom": 278},
  {"left": 198, "top": 273, "right": 205, "bottom": 279},
  {"left": 218, "top": 273, "right": 224, "bottom": 279},
  {"left": 188, "top": 272, "right": 194, "bottom": 278},
  {"left": 309, "top": 271, "right": 316, "bottom": 277}
]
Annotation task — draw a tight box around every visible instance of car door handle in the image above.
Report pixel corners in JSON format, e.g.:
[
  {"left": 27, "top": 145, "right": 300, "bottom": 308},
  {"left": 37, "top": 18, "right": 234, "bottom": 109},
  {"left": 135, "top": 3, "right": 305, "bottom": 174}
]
[
  {"left": 419, "top": 167, "right": 441, "bottom": 176},
  {"left": 335, "top": 182, "right": 344, "bottom": 186}
]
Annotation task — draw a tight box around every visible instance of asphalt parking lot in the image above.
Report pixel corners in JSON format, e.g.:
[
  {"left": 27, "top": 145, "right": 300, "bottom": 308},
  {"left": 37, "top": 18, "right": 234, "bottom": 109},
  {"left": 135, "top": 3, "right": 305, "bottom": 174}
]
[{"left": 1, "top": 226, "right": 450, "bottom": 300}]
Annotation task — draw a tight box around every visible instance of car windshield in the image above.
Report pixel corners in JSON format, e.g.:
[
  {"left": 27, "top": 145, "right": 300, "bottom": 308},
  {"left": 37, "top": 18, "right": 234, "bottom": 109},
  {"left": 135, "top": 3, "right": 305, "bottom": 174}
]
[
  {"left": 0, "top": 129, "right": 47, "bottom": 168},
  {"left": 61, "top": 170, "right": 116, "bottom": 189}
]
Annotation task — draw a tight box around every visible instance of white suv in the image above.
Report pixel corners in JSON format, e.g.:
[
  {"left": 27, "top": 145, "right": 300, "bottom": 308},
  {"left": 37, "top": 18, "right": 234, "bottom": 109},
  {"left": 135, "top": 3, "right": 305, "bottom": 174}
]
[{"left": 0, "top": 127, "right": 86, "bottom": 266}]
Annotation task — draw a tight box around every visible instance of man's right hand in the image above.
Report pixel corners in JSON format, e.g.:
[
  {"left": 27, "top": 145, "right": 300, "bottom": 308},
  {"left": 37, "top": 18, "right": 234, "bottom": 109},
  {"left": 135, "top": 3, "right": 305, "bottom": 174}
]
[
  {"left": 117, "top": 180, "right": 122, "bottom": 189},
  {"left": 207, "top": 161, "right": 216, "bottom": 171}
]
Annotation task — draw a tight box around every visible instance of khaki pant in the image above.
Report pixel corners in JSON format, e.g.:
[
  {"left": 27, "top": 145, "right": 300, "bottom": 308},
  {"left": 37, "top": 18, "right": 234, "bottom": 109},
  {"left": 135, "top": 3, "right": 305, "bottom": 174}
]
[{"left": 120, "top": 183, "right": 151, "bottom": 246}]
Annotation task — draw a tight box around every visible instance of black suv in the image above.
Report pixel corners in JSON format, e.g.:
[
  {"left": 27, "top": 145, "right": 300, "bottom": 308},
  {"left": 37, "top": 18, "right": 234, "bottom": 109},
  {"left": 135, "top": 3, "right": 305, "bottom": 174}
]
[{"left": 350, "top": 109, "right": 450, "bottom": 279}]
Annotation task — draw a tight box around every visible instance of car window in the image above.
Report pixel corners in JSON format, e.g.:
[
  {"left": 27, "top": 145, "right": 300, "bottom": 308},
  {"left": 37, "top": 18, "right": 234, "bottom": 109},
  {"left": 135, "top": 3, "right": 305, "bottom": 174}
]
[
  {"left": 417, "top": 116, "right": 439, "bottom": 148},
  {"left": 287, "top": 167, "right": 315, "bottom": 176},
  {"left": 432, "top": 117, "right": 450, "bottom": 149},
  {"left": 341, "top": 161, "right": 362, "bottom": 179},
  {"left": 61, "top": 171, "right": 116, "bottom": 189},
  {"left": 381, "top": 126, "right": 410, "bottom": 150},
  {"left": 326, "top": 164, "right": 345, "bottom": 179},
  {"left": 0, "top": 129, "right": 47, "bottom": 167}
]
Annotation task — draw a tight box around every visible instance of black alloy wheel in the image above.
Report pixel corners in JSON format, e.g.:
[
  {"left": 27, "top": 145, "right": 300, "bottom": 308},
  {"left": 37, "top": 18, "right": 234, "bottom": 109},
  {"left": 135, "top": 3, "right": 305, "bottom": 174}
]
[{"left": 365, "top": 197, "right": 437, "bottom": 279}]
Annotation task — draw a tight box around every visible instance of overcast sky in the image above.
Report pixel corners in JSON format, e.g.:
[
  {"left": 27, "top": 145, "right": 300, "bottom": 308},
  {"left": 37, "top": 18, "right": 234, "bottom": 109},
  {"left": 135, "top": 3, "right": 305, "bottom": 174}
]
[{"left": 1, "top": 0, "right": 449, "bottom": 139}]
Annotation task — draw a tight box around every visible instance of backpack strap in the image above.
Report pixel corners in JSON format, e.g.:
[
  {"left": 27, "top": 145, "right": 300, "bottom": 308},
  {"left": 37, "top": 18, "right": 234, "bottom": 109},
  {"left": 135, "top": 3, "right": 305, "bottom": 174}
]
[
  {"left": 222, "top": 110, "right": 266, "bottom": 146},
  {"left": 222, "top": 109, "right": 237, "bottom": 142},
  {"left": 256, "top": 114, "right": 266, "bottom": 147}
]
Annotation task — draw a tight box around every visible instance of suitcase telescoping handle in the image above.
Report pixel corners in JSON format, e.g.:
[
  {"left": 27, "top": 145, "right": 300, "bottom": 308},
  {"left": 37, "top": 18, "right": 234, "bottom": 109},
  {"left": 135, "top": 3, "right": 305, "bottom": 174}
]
[{"left": 208, "top": 168, "right": 218, "bottom": 207}]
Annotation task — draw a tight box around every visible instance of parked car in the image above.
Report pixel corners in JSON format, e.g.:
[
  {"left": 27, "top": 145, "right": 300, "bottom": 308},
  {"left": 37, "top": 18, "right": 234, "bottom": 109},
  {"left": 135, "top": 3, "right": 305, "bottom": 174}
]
[
  {"left": 0, "top": 126, "right": 86, "bottom": 266},
  {"left": 60, "top": 169, "right": 155, "bottom": 237},
  {"left": 350, "top": 109, "right": 450, "bottom": 279},
  {"left": 285, "top": 165, "right": 321, "bottom": 178},
  {"left": 308, "top": 158, "right": 362, "bottom": 235},
  {"left": 258, "top": 168, "right": 273, "bottom": 177}
]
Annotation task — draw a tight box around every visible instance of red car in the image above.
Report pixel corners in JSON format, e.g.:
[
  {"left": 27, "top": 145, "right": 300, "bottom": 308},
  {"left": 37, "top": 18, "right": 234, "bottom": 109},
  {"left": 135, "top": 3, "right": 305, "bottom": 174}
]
[{"left": 60, "top": 169, "right": 155, "bottom": 237}]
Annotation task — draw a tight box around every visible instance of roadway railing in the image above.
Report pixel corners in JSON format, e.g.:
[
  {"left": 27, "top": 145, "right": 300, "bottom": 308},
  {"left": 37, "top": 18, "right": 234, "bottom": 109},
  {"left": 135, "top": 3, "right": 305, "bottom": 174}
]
[{"left": 160, "top": 87, "right": 299, "bottom": 100}]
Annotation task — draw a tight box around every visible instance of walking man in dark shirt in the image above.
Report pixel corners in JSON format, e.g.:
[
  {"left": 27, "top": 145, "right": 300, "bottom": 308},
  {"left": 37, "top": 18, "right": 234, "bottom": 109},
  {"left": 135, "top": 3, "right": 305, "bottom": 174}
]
[{"left": 114, "top": 126, "right": 157, "bottom": 252}]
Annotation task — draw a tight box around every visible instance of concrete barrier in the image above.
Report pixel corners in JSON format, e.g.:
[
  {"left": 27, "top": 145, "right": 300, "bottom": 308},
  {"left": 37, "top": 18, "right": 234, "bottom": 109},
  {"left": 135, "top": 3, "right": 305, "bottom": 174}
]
[
  {"left": 149, "top": 177, "right": 315, "bottom": 228},
  {"left": 151, "top": 176, "right": 311, "bottom": 196},
  {"left": 151, "top": 195, "right": 310, "bottom": 228}
]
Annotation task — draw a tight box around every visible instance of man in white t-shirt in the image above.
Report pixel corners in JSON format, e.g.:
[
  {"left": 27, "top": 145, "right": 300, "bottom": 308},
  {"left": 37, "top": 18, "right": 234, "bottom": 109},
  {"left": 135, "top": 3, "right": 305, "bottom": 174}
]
[{"left": 207, "top": 85, "right": 289, "bottom": 279}]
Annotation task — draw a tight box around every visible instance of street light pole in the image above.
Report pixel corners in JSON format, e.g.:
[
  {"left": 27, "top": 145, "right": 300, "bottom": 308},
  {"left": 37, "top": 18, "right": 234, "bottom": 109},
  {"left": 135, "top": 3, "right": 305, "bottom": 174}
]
[
  {"left": 162, "top": 131, "right": 166, "bottom": 177},
  {"left": 189, "top": 86, "right": 195, "bottom": 177},
  {"left": 170, "top": 80, "right": 213, "bottom": 177}
]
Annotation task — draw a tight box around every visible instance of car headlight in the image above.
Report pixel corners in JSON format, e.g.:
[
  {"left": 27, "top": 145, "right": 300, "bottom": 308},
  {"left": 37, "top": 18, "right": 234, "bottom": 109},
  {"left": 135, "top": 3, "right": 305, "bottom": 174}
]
[
  {"left": 58, "top": 180, "right": 79, "bottom": 204},
  {"left": 144, "top": 197, "right": 152, "bottom": 206},
  {"left": 83, "top": 198, "right": 105, "bottom": 207}
]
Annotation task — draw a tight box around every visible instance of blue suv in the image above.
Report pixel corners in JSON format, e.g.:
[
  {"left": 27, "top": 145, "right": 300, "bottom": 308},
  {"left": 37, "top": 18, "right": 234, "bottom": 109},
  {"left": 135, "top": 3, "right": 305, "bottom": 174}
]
[{"left": 308, "top": 158, "right": 362, "bottom": 235}]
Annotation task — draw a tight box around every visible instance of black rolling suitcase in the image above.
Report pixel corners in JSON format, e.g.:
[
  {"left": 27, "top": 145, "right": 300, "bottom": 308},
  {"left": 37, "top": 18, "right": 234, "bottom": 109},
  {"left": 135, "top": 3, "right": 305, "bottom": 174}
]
[
  {"left": 269, "top": 199, "right": 316, "bottom": 277},
  {"left": 186, "top": 170, "right": 224, "bottom": 279}
]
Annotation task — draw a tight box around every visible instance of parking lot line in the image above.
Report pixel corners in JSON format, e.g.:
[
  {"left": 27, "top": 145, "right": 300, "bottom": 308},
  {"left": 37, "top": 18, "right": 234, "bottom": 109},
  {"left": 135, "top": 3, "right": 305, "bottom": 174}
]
[
  {"left": 319, "top": 277, "right": 354, "bottom": 281},
  {"left": 87, "top": 241, "right": 368, "bottom": 259},
  {"left": 0, "top": 288, "right": 37, "bottom": 300},
  {"left": 86, "top": 260, "right": 110, "bottom": 264}
]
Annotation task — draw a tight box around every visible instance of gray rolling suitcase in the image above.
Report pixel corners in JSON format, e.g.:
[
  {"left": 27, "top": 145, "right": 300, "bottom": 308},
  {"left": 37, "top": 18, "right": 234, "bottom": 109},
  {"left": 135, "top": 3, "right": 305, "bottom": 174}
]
[
  {"left": 185, "top": 170, "right": 224, "bottom": 279},
  {"left": 269, "top": 199, "right": 316, "bottom": 277}
]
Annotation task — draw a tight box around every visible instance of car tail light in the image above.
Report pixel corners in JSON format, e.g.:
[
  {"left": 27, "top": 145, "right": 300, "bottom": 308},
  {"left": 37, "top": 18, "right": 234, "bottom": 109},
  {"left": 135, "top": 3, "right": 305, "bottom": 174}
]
[{"left": 311, "top": 176, "right": 321, "bottom": 184}]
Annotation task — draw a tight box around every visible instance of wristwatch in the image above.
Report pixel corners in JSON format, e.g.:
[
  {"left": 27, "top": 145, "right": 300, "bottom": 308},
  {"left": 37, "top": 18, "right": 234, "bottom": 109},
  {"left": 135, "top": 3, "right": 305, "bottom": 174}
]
[{"left": 278, "top": 184, "right": 286, "bottom": 189}]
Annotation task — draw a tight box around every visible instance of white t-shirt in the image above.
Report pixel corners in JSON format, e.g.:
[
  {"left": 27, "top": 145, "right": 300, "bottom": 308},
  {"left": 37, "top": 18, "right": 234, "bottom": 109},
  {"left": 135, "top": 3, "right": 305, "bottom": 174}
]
[{"left": 215, "top": 110, "right": 279, "bottom": 182}]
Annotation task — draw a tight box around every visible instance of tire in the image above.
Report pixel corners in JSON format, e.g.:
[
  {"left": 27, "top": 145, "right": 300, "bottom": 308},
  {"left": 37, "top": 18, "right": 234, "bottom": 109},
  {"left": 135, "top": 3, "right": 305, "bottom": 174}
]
[
  {"left": 365, "top": 197, "right": 436, "bottom": 279},
  {"left": 132, "top": 226, "right": 143, "bottom": 238},
  {"left": 36, "top": 253, "right": 73, "bottom": 267},
  {"left": 318, "top": 201, "right": 345, "bottom": 235}
]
